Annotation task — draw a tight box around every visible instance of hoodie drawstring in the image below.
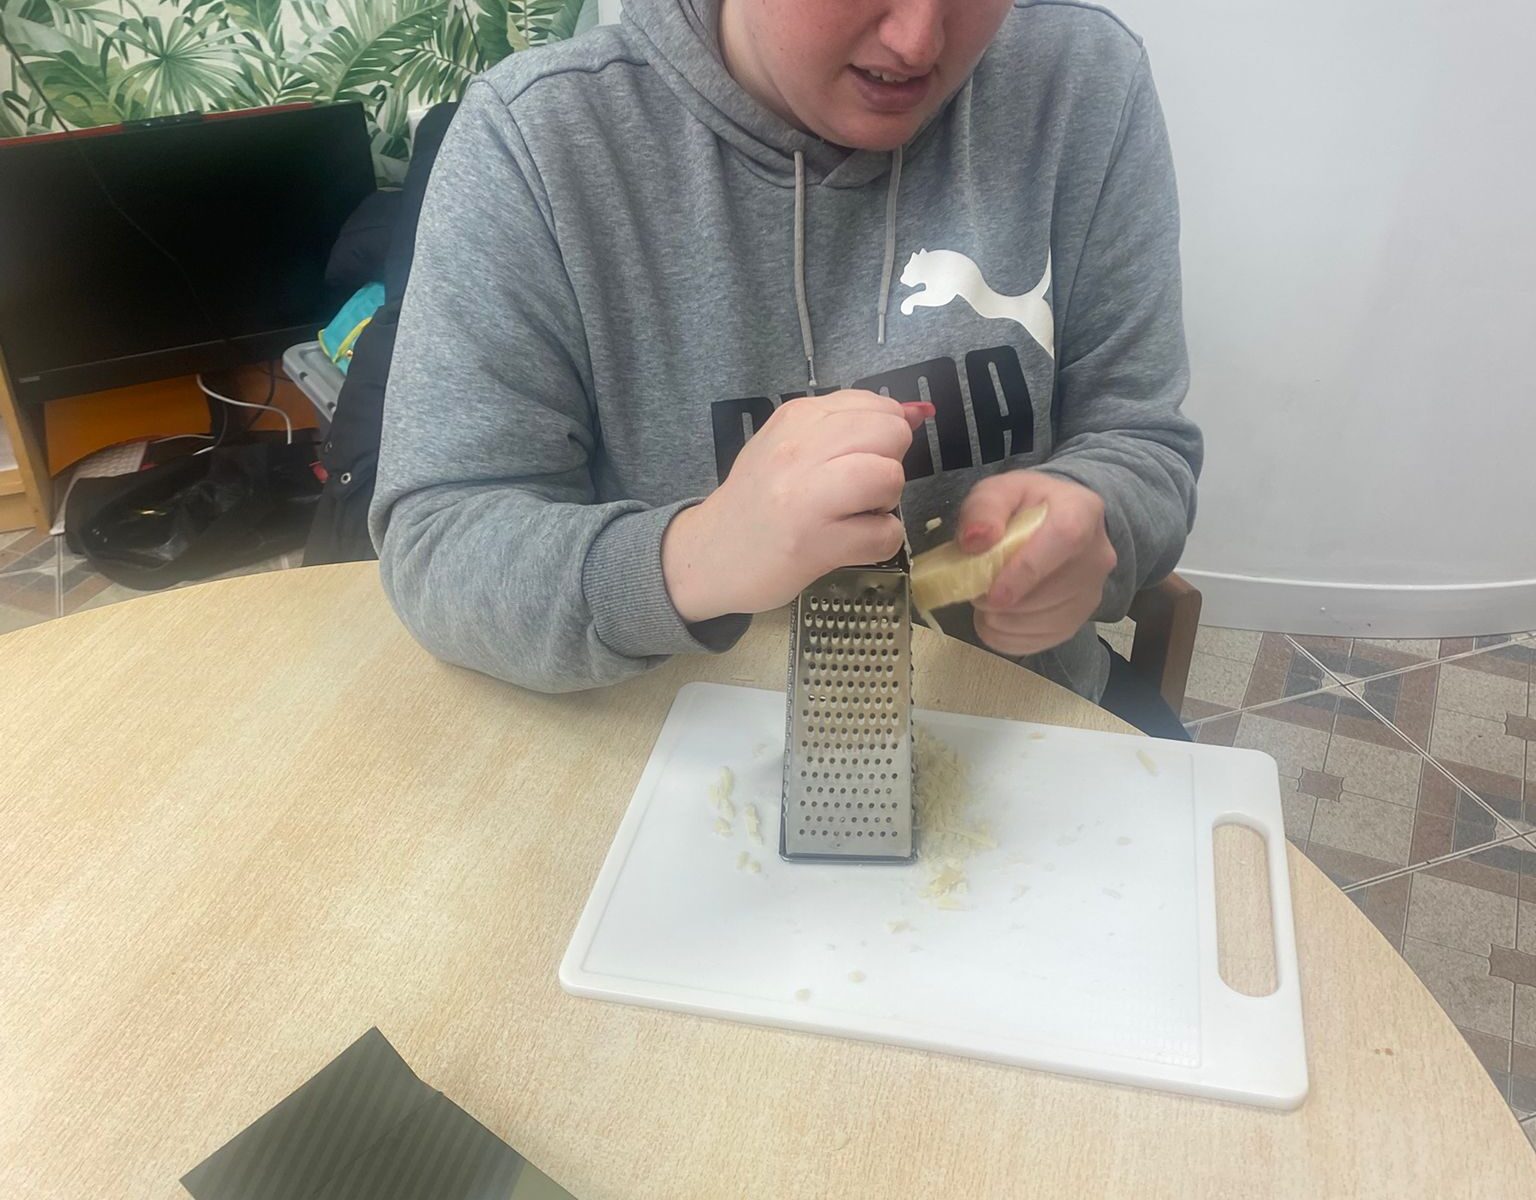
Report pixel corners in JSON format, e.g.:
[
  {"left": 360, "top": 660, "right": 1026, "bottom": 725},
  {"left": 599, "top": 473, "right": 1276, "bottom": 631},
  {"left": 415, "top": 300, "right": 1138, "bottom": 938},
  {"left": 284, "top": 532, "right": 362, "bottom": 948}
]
[
  {"left": 792, "top": 143, "right": 906, "bottom": 384},
  {"left": 877, "top": 144, "right": 903, "bottom": 346},
  {"left": 792, "top": 150, "right": 817, "bottom": 388}
]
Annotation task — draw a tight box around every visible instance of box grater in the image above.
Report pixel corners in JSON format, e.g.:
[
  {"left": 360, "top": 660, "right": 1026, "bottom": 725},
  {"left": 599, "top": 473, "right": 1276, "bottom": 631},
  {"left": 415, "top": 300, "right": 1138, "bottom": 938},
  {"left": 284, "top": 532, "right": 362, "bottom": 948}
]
[{"left": 781, "top": 551, "right": 914, "bottom": 862}]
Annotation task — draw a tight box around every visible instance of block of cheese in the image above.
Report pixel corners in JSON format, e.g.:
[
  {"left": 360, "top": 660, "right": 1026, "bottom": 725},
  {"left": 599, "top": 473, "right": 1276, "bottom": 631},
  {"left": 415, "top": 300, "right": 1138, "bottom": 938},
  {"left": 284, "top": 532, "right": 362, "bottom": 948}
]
[{"left": 910, "top": 504, "right": 1048, "bottom": 612}]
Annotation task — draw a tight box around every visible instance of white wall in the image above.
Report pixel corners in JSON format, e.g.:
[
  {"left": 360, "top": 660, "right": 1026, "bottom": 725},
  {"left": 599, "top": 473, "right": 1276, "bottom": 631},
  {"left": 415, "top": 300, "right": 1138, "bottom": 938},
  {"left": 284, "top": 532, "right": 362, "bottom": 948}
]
[{"left": 1112, "top": 0, "right": 1536, "bottom": 635}]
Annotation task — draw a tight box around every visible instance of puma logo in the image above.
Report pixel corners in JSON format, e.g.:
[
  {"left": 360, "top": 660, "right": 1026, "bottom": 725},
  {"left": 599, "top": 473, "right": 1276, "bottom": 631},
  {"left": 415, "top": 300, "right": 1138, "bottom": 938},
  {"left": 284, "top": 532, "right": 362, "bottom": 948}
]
[{"left": 899, "top": 248, "right": 1054, "bottom": 359}]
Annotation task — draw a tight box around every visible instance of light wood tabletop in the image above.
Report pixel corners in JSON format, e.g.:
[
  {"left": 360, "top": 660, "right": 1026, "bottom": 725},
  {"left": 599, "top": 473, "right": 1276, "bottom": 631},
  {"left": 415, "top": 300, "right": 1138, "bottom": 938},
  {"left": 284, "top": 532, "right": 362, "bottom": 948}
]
[{"left": 1, "top": 563, "right": 1531, "bottom": 1198}]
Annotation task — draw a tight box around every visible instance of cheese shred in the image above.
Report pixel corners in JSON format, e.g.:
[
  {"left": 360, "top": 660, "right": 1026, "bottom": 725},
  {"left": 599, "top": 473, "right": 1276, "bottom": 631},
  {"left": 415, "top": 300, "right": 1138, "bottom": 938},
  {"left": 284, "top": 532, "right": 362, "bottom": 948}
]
[{"left": 708, "top": 767, "right": 736, "bottom": 814}]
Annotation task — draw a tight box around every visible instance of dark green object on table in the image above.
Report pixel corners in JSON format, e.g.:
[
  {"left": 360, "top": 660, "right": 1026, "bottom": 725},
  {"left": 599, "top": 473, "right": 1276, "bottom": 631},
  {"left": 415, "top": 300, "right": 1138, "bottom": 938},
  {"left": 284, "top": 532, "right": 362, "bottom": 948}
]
[{"left": 181, "top": 1028, "right": 573, "bottom": 1200}]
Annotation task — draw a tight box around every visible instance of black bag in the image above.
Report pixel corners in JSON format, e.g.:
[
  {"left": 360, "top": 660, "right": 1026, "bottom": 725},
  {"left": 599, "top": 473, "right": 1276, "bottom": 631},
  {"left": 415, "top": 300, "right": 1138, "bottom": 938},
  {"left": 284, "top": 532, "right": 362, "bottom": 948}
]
[{"left": 65, "top": 443, "right": 323, "bottom": 589}]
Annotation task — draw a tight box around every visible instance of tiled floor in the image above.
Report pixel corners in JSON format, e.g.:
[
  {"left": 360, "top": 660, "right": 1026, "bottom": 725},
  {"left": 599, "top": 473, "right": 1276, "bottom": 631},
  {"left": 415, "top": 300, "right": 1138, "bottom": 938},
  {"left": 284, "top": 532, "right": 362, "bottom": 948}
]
[
  {"left": 5, "top": 527, "right": 1535, "bottom": 1144},
  {"left": 1104, "top": 616, "right": 1536, "bottom": 1145}
]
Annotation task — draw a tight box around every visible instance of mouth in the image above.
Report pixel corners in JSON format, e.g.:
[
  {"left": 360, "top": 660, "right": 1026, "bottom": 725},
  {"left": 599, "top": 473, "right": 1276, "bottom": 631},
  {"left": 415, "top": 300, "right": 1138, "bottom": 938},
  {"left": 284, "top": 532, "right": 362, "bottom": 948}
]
[
  {"left": 849, "top": 65, "right": 933, "bottom": 112},
  {"left": 859, "top": 66, "right": 918, "bottom": 85}
]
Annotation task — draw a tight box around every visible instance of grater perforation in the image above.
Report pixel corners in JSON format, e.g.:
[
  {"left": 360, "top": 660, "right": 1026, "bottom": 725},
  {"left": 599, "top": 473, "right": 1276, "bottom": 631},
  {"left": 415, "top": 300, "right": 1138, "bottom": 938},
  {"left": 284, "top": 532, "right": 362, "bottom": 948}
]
[{"left": 781, "top": 554, "right": 914, "bottom": 862}]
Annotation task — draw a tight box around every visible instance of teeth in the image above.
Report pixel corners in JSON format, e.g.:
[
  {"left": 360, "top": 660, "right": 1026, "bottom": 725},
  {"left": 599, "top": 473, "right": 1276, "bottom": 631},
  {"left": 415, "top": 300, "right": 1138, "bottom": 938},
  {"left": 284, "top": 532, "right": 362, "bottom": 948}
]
[{"left": 867, "top": 69, "right": 911, "bottom": 84}]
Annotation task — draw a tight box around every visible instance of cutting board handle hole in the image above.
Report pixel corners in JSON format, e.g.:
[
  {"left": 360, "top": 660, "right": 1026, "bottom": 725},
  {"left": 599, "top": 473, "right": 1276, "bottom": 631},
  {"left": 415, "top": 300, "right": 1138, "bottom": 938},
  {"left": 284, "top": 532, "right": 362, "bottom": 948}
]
[{"left": 1212, "top": 822, "right": 1279, "bottom": 997}]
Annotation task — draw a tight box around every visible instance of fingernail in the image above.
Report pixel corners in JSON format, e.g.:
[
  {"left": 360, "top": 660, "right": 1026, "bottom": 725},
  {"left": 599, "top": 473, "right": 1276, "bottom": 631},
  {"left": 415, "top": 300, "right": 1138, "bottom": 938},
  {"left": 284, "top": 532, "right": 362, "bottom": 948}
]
[
  {"left": 903, "top": 401, "right": 935, "bottom": 417},
  {"left": 960, "top": 524, "right": 991, "bottom": 551}
]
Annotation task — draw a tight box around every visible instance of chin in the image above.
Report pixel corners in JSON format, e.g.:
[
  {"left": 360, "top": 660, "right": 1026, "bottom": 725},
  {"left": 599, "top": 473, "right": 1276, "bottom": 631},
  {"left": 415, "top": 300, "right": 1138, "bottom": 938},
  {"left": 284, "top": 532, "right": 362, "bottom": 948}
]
[{"left": 821, "top": 112, "right": 926, "bottom": 153}]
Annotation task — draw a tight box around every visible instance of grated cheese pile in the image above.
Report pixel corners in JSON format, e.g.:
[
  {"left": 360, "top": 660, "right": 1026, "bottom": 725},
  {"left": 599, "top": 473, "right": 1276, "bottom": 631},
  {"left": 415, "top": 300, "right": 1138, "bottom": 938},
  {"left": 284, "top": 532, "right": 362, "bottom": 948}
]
[
  {"left": 744, "top": 803, "right": 763, "bottom": 845},
  {"left": 913, "top": 726, "right": 995, "bottom": 906},
  {"left": 920, "top": 861, "right": 968, "bottom": 902}
]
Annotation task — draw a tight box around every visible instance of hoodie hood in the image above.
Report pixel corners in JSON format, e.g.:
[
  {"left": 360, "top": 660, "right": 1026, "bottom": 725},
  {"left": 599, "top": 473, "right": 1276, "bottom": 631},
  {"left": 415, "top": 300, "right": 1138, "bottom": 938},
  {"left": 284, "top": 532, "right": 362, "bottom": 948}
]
[
  {"left": 624, "top": 0, "right": 952, "bottom": 188},
  {"left": 626, "top": 0, "right": 954, "bottom": 378}
]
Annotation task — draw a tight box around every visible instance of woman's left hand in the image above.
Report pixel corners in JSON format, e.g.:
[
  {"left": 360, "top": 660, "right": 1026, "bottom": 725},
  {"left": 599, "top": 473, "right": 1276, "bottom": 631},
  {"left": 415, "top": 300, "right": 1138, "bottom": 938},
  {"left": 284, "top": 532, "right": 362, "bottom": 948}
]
[{"left": 956, "top": 470, "right": 1118, "bottom": 657}]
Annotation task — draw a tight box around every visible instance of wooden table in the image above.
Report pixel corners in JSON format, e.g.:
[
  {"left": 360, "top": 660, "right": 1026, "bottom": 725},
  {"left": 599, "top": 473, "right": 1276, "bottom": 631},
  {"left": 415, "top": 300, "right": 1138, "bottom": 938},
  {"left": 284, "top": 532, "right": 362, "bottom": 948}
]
[{"left": 1, "top": 563, "right": 1530, "bottom": 1198}]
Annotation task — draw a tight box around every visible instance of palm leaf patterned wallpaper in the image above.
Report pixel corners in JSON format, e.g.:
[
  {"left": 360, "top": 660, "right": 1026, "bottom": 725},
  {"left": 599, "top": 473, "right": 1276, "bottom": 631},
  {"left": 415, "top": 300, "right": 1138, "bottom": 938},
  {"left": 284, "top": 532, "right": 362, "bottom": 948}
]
[{"left": 0, "top": 0, "right": 590, "bottom": 180}]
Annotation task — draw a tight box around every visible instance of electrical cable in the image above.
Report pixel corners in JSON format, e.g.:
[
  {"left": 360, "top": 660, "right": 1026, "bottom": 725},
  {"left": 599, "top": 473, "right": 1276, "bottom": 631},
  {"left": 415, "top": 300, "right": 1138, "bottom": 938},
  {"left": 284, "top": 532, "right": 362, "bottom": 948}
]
[
  {"left": 195, "top": 373, "right": 291, "bottom": 451},
  {"left": 200, "top": 359, "right": 280, "bottom": 455}
]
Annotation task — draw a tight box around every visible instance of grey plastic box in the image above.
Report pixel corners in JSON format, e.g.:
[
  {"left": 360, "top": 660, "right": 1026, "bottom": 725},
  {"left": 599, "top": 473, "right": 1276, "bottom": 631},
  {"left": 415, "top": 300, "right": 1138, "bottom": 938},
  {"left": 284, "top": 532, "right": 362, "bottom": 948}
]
[{"left": 282, "top": 341, "right": 346, "bottom": 426}]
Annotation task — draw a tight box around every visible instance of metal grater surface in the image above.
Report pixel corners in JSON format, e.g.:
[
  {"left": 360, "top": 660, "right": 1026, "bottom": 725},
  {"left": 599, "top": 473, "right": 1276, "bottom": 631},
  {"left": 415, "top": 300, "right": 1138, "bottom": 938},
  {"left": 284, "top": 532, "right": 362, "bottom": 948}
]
[{"left": 781, "top": 555, "right": 914, "bottom": 862}]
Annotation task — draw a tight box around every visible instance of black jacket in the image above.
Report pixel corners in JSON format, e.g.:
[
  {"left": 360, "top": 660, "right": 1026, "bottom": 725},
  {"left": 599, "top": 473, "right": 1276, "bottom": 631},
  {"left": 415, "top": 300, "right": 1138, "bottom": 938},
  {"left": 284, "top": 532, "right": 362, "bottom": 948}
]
[{"left": 304, "top": 102, "right": 458, "bottom": 565}]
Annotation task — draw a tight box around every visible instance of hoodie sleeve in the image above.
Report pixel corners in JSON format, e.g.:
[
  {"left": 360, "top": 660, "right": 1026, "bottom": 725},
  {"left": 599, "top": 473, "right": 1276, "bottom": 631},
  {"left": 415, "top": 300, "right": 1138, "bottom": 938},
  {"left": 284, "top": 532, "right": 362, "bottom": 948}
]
[
  {"left": 1034, "top": 50, "right": 1203, "bottom": 621},
  {"left": 369, "top": 81, "right": 747, "bottom": 693}
]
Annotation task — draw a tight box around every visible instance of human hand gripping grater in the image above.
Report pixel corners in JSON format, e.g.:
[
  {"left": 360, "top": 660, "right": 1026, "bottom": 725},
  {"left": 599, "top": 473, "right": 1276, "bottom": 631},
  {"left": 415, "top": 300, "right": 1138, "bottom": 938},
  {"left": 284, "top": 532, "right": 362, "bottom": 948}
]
[{"left": 781, "top": 548, "right": 914, "bottom": 862}]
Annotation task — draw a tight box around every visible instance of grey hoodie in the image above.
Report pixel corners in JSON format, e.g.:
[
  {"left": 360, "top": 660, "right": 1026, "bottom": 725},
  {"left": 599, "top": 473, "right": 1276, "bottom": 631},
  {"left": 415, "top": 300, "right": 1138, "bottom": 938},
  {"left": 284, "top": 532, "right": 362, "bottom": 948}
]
[{"left": 371, "top": 0, "right": 1202, "bottom": 700}]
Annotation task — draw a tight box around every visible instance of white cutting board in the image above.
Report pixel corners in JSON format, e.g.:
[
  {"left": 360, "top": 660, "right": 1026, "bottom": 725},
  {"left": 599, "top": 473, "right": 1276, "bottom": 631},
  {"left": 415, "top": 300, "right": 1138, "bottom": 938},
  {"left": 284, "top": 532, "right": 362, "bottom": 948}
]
[{"left": 561, "top": 683, "right": 1307, "bottom": 1109}]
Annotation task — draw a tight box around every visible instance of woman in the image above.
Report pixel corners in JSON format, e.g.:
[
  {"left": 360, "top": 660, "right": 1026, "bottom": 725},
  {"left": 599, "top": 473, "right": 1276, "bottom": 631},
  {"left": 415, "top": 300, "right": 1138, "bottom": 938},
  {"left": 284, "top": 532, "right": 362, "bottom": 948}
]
[{"left": 371, "top": 0, "right": 1202, "bottom": 735}]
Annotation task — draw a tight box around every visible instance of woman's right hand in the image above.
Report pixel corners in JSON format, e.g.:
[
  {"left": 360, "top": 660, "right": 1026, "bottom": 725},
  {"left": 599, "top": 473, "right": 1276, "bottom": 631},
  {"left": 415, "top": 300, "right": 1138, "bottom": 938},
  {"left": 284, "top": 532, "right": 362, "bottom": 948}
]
[{"left": 662, "top": 390, "right": 930, "bottom": 623}]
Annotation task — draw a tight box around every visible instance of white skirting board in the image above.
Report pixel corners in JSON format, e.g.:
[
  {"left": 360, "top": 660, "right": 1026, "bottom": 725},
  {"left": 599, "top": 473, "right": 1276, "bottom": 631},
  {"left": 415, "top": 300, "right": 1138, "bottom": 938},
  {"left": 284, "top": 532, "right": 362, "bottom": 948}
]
[{"left": 1181, "top": 568, "right": 1536, "bottom": 639}]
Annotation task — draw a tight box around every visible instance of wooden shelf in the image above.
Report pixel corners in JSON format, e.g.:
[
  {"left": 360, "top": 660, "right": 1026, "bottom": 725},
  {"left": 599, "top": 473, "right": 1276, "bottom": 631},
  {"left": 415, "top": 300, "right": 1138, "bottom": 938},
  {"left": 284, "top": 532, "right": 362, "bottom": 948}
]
[
  {"left": 0, "top": 360, "right": 314, "bottom": 535},
  {"left": 0, "top": 467, "right": 31, "bottom": 531},
  {"left": 0, "top": 351, "right": 48, "bottom": 532}
]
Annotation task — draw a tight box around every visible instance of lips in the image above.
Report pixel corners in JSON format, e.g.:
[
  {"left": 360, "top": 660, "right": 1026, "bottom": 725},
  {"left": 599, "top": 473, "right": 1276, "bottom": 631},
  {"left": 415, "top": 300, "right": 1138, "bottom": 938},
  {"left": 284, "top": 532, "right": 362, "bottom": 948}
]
[{"left": 849, "top": 65, "right": 933, "bottom": 113}]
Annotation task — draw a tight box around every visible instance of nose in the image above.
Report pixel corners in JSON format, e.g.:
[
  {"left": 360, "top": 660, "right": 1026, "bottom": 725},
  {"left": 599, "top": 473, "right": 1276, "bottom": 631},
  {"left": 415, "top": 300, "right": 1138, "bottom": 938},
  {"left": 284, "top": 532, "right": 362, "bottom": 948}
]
[{"left": 877, "top": 0, "right": 946, "bottom": 72}]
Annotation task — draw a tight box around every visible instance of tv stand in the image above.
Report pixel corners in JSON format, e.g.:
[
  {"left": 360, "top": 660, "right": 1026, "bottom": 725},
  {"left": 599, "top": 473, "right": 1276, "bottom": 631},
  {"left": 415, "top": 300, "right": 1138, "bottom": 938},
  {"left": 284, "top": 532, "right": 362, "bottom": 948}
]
[
  {"left": 0, "top": 354, "right": 319, "bottom": 535},
  {"left": 0, "top": 354, "right": 50, "bottom": 533}
]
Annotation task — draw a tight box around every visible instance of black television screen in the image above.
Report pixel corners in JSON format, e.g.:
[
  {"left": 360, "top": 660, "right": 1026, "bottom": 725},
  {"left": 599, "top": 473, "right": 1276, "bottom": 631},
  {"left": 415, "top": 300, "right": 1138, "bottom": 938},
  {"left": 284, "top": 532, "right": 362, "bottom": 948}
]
[{"left": 0, "top": 102, "right": 376, "bottom": 405}]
